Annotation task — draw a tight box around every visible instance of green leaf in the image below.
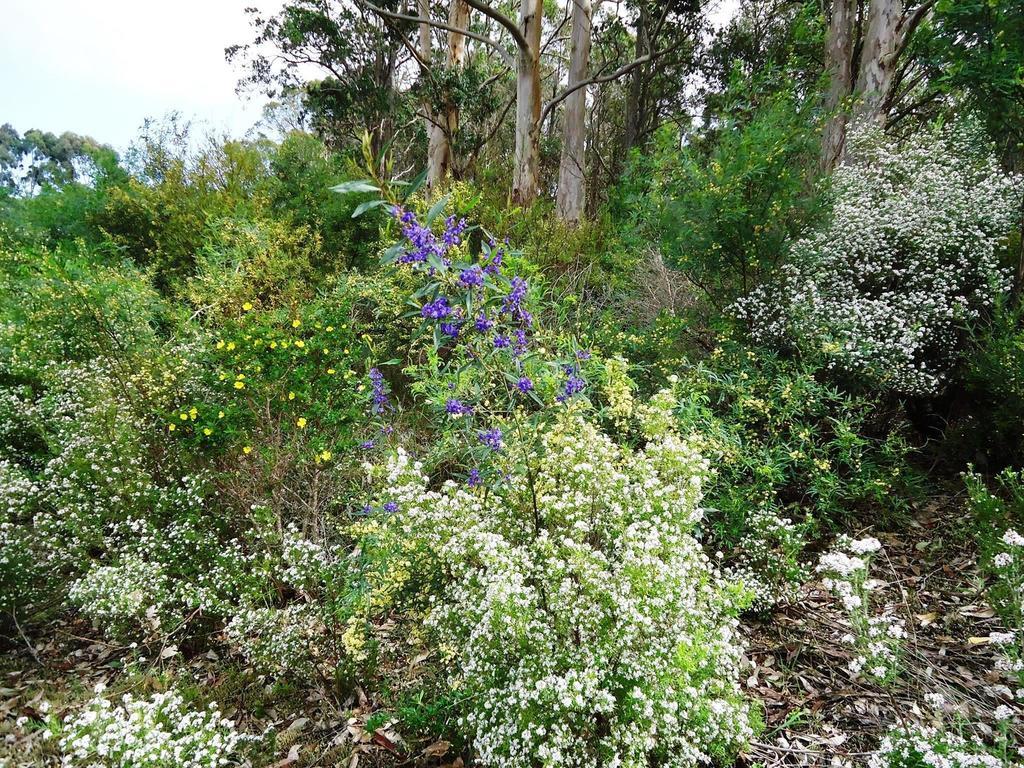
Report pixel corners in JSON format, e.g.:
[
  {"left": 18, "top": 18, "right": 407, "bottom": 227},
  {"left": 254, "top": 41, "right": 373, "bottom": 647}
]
[
  {"left": 425, "top": 194, "right": 451, "bottom": 226},
  {"left": 330, "top": 180, "right": 380, "bottom": 195},
  {"left": 352, "top": 199, "right": 388, "bottom": 218},
  {"left": 401, "top": 168, "right": 429, "bottom": 201}
]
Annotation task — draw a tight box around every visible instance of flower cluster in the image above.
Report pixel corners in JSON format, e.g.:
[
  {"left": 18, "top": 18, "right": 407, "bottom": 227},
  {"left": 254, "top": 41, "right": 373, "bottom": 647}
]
[
  {"left": 736, "top": 118, "right": 1022, "bottom": 395},
  {"left": 726, "top": 507, "right": 809, "bottom": 611},
  {"left": 60, "top": 688, "right": 251, "bottom": 768},
  {"left": 359, "top": 396, "right": 754, "bottom": 768},
  {"left": 985, "top": 527, "right": 1024, "bottom": 690},
  {"left": 868, "top": 724, "right": 1009, "bottom": 768},
  {"left": 817, "top": 536, "right": 905, "bottom": 683}
]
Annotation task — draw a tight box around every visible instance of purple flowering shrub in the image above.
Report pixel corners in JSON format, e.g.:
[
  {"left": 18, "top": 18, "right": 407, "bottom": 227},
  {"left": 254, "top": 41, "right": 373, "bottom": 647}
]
[{"left": 366, "top": 204, "right": 598, "bottom": 488}]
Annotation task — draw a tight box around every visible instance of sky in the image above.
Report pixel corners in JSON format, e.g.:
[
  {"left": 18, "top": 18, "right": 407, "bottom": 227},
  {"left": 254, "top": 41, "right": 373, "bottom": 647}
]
[
  {"left": 1, "top": 0, "right": 739, "bottom": 154},
  {"left": 1, "top": 0, "right": 277, "bottom": 152}
]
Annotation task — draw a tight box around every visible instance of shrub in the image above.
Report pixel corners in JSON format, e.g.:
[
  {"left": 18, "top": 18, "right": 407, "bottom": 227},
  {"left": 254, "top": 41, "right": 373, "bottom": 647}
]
[
  {"left": 60, "top": 688, "right": 251, "bottom": 768},
  {"left": 869, "top": 723, "right": 1012, "bottom": 768},
  {"left": 357, "top": 398, "right": 755, "bottom": 768},
  {"left": 817, "top": 536, "right": 905, "bottom": 683},
  {"left": 737, "top": 118, "right": 1022, "bottom": 395}
]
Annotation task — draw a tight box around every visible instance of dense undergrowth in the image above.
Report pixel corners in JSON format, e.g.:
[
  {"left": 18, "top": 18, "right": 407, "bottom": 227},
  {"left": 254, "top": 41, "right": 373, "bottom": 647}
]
[{"left": 3, "top": 60, "right": 1024, "bottom": 768}]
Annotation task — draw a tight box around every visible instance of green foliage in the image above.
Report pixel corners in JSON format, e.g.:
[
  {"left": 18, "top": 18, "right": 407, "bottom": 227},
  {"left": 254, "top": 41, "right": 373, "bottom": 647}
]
[
  {"left": 612, "top": 85, "right": 820, "bottom": 312},
  {"left": 955, "top": 298, "right": 1024, "bottom": 466}
]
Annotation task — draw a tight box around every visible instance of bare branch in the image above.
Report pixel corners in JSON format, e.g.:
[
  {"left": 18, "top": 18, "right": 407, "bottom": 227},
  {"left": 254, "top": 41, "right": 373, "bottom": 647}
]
[
  {"left": 354, "top": 0, "right": 515, "bottom": 66},
  {"left": 463, "top": 0, "right": 532, "bottom": 54}
]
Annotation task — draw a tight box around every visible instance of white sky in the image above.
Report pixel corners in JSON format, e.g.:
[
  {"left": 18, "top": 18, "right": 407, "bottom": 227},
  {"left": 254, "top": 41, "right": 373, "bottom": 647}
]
[
  {"left": 1, "top": 0, "right": 739, "bottom": 153},
  {"left": 0, "top": 0, "right": 278, "bottom": 151}
]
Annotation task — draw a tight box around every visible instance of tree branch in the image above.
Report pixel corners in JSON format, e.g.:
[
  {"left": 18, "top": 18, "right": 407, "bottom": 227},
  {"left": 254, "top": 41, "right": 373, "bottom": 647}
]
[
  {"left": 541, "top": 37, "right": 684, "bottom": 124},
  {"left": 895, "top": 0, "right": 937, "bottom": 60},
  {"left": 354, "top": 0, "right": 515, "bottom": 67},
  {"left": 463, "top": 0, "right": 532, "bottom": 55}
]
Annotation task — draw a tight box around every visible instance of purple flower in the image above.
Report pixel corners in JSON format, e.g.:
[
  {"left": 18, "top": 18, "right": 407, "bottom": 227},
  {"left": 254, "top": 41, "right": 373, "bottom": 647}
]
[
  {"left": 483, "top": 241, "right": 505, "bottom": 275},
  {"left": 576, "top": 349, "right": 592, "bottom": 361},
  {"left": 513, "top": 328, "right": 529, "bottom": 356},
  {"left": 422, "top": 296, "right": 453, "bottom": 320},
  {"left": 502, "top": 276, "right": 532, "bottom": 326},
  {"left": 383, "top": 501, "right": 398, "bottom": 513},
  {"left": 477, "top": 428, "right": 503, "bottom": 452},
  {"left": 516, "top": 376, "right": 534, "bottom": 393},
  {"left": 558, "top": 367, "right": 587, "bottom": 402},
  {"left": 446, "top": 398, "right": 472, "bottom": 416},
  {"left": 493, "top": 334, "right": 511, "bottom": 349},
  {"left": 467, "top": 468, "right": 482, "bottom": 487},
  {"left": 369, "top": 368, "right": 391, "bottom": 415},
  {"left": 474, "top": 312, "right": 494, "bottom": 332},
  {"left": 440, "top": 320, "right": 462, "bottom": 338},
  {"left": 396, "top": 208, "right": 439, "bottom": 265},
  {"left": 459, "top": 266, "right": 484, "bottom": 288},
  {"left": 360, "top": 439, "right": 376, "bottom": 450},
  {"left": 443, "top": 215, "right": 468, "bottom": 248}
]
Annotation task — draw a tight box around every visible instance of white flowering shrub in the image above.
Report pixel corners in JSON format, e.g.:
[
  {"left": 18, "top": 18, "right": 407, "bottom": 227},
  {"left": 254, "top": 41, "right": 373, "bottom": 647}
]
[
  {"left": 983, "top": 528, "right": 1024, "bottom": 688},
  {"left": 726, "top": 508, "right": 809, "bottom": 611},
  {"left": 868, "top": 724, "right": 1011, "bottom": 768},
  {"left": 60, "top": 688, "right": 251, "bottom": 768},
  {"left": 817, "top": 536, "right": 905, "bottom": 683},
  {"left": 736, "top": 119, "right": 1022, "bottom": 395},
  {"left": 359, "top": 398, "right": 754, "bottom": 768},
  {"left": 68, "top": 556, "right": 172, "bottom": 638}
]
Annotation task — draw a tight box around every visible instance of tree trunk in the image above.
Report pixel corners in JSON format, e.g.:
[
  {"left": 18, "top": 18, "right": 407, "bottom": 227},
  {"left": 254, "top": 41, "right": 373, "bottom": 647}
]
[
  {"left": 556, "top": 0, "right": 592, "bottom": 223},
  {"left": 622, "top": 8, "right": 648, "bottom": 158},
  {"left": 855, "top": 0, "right": 903, "bottom": 124},
  {"left": 821, "top": 0, "right": 856, "bottom": 169},
  {"left": 426, "top": 0, "right": 471, "bottom": 187},
  {"left": 511, "top": 0, "right": 543, "bottom": 206},
  {"left": 420, "top": 0, "right": 450, "bottom": 192}
]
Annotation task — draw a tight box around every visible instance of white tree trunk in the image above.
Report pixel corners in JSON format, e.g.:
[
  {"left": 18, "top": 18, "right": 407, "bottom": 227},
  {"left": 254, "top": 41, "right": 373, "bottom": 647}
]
[
  {"left": 556, "top": 0, "right": 592, "bottom": 223},
  {"left": 512, "top": 0, "right": 543, "bottom": 206},
  {"left": 821, "top": 0, "right": 855, "bottom": 169},
  {"left": 420, "top": 0, "right": 449, "bottom": 192},
  {"left": 856, "top": 0, "right": 903, "bottom": 124}
]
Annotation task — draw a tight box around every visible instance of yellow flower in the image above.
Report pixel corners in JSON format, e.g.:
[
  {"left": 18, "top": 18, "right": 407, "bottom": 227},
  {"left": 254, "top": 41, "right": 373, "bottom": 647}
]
[
  {"left": 327, "top": 368, "right": 336, "bottom": 375},
  {"left": 226, "top": 341, "right": 236, "bottom": 351},
  {"left": 320, "top": 450, "right": 332, "bottom": 461},
  {"left": 218, "top": 410, "right": 225, "bottom": 419},
  {"left": 295, "top": 340, "right": 305, "bottom": 349},
  {"left": 167, "top": 423, "right": 176, "bottom": 432},
  {"left": 326, "top": 326, "right": 334, "bottom": 332},
  {"left": 203, "top": 428, "right": 212, "bottom": 436},
  {"left": 243, "top": 445, "right": 252, "bottom": 454},
  {"left": 242, "top": 302, "right": 253, "bottom": 311},
  {"left": 292, "top": 319, "right": 301, "bottom": 328},
  {"left": 216, "top": 340, "right": 225, "bottom": 349},
  {"left": 189, "top": 408, "right": 198, "bottom": 420},
  {"left": 297, "top": 417, "right": 307, "bottom": 428},
  {"left": 288, "top": 391, "right": 296, "bottom": 400},
  {"left": 270, "top": 341, "right": 278, "bottom": 349},
  {"left": 179, "top": 413, "right": 188, "bottom": 420},
  {"left": 234, "top": 381, "right": 245, "bottom": 390}
]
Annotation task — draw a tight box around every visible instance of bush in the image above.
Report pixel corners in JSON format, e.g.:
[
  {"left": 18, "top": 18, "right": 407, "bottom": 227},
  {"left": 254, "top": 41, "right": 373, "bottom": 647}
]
[
  {"left": 869, "top": 722, "right": 1013, "bottom": 768},
  {"left": 737, "top": 118, "right": 1022, "bottom": 396},
  {"left": 357, "top": 399, "right": 755, "bottom": 768},
  {"left": 60, "top": 688, "right": 251, "bottom": 768}
]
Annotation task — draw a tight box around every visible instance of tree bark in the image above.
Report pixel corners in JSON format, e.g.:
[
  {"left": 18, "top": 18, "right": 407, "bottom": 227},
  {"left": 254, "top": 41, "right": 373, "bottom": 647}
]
[
  {"left": 419, "top": 0, "right": 450, "bottom": 192},
  {"left": 556, "top": 0, "right": 592, "bottom": 223},
  {"left": 855, "top": 0, "right": 903, "bottom": 124},
  {"left": 622, "top": 7, "right": 648, "bottom": 158},
  {"left": 426, "top": 1, "right": 472, "bottom": 187},
  {"left": 821, "top": 0, "right": 856, "bottom": 170},
  {"left": 512, "top": 0, "right": 543, "bottom": 206}
]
